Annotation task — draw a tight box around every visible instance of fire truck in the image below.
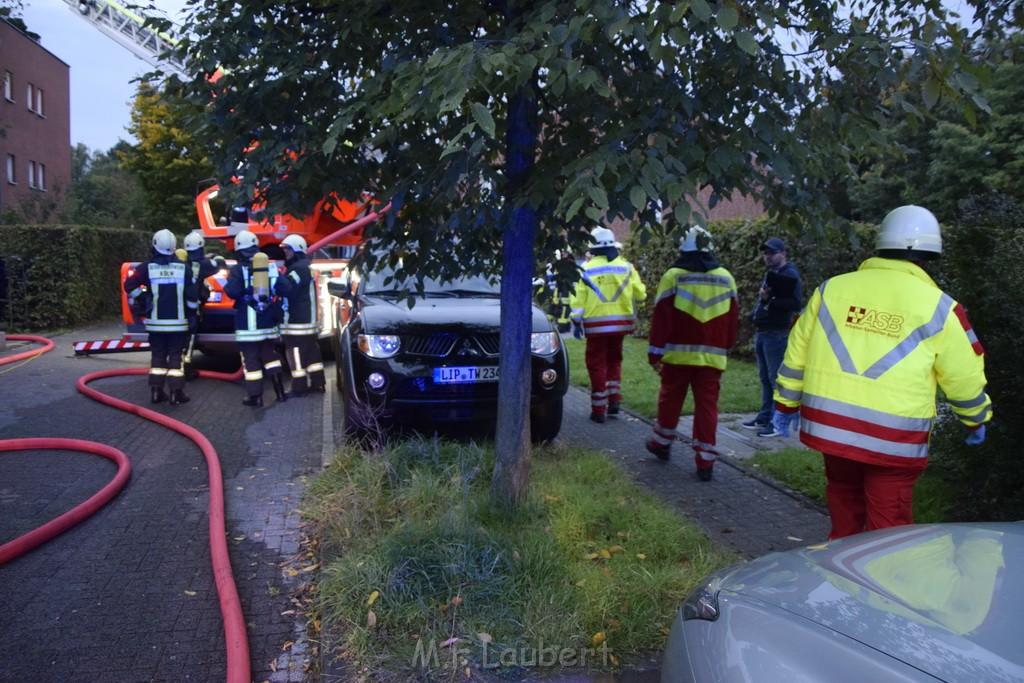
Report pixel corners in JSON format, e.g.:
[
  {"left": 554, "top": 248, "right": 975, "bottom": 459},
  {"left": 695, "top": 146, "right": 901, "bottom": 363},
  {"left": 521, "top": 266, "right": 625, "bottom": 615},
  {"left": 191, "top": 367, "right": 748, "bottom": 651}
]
[{"left": 64, "top": 0, "right": 378, "bottom": 354}]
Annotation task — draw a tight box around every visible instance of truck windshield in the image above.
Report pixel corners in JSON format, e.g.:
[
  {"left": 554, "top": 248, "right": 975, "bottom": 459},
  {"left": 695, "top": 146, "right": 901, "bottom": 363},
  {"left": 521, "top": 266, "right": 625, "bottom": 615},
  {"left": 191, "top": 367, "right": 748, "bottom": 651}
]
[{"left": 363, "top": 267, "right": 499, "bottom": 297}]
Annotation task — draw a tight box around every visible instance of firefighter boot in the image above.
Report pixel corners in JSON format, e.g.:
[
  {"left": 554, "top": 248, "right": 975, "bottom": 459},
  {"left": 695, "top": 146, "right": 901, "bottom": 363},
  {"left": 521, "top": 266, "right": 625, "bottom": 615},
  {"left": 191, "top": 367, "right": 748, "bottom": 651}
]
[
  {"left": 242, "top": 394, "right": 263, "bottom": 407},
  {"left": 151, "top": 387, "right": 168, "bottom": 404},
  {"left": 272, "top": 375, "right": 288, "bottom": 403},
  {"left": 169, "top": 389, "right": 190, "bottom": 405}
]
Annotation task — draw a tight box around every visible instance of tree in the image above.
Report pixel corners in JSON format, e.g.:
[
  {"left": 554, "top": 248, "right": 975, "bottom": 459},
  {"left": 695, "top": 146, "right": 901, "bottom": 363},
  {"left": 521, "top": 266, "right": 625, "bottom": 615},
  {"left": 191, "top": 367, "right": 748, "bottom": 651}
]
[
  {"left": 169, "top": 0, "right": 999, "bottom": 508},
  {"left": 118, "top": 82, "right": 216, "bottom": 234},
  {"left": 838, "top": 33, "right": 1024, "bottom": 224},
  {"left": 61, "top": 143, "right": 144, "bottom": 228}
]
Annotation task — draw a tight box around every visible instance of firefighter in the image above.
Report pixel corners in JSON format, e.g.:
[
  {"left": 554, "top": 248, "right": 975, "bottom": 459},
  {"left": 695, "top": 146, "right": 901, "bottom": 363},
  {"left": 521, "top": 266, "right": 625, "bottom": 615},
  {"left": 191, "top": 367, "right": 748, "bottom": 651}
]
[
  {"left": 274, "top": 235, "right": 326, "bottom": 396},
  {"left": 645, "top": 227, "right": 739, "bottom": 480},
  {"left": 181, "top": 231, "right": 227, "bottom": 380},
  {"left": 773, "top": 205, "right": 993, "bottom": 538},
  {"left": 124, "top": 228, "right": 199, "bottom": 405},
  {"left": 569, "top": 227, "right": 647, "bottom": 423},
  {"left": 223, "top": 230, "right": 288, "bottom": 407}
]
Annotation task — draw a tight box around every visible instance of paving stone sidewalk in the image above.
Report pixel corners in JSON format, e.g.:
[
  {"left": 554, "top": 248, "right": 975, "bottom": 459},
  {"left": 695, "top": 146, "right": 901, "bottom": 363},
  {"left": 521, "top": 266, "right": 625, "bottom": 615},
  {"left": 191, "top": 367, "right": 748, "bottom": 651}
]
[{"left": 557, "top": 388, "right": 830, "bottom": 560}]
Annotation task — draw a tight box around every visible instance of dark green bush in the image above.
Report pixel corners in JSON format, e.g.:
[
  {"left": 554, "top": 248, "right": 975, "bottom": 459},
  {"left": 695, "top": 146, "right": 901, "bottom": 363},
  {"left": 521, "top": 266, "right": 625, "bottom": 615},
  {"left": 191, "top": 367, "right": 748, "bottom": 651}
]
[
  {"left": 0, "top": 224, "right": 150, "bottom": 331},
  {"left": 929, "top": 194, "right": 1024, "bottom": 520}
]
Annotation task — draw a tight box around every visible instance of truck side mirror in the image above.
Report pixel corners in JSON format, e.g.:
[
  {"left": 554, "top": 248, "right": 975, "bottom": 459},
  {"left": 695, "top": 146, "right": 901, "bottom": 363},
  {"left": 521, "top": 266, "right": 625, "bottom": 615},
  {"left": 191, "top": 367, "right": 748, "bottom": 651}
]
[{"left": 326, "top": 277, "right": 352, "bottom": 300}]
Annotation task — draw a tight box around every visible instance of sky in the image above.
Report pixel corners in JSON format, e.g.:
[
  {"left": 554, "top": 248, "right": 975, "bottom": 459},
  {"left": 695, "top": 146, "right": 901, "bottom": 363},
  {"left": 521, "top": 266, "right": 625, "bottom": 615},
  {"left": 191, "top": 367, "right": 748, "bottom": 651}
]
[{"left": 21, "top": 0, "right": 188, "bottom": 153}]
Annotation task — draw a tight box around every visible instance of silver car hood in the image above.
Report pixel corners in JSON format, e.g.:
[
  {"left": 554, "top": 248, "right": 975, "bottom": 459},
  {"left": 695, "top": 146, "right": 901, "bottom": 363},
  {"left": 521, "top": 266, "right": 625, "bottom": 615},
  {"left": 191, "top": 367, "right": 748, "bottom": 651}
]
[{"left": 719, "top": 522, "right": 1024, "bottom": 681}]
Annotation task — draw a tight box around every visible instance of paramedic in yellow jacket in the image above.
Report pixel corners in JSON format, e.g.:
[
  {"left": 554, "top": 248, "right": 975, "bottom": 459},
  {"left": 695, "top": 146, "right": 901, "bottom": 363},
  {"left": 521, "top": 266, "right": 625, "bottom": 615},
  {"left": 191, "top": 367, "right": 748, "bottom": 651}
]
[
  {"left": 569, "top": 227, "right": 647, "bottom": 423},
  {"left": 773, "top": 205, "right": 992, "bottom": 538},
  {"left": 645, "top": 227, "right": 739, "bottom": 481}
]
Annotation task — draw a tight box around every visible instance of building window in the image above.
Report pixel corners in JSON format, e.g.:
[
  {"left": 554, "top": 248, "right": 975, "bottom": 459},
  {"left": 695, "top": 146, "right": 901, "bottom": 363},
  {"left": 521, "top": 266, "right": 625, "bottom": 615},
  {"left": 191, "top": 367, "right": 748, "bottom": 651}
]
[
  {"left": 27, "top": 161, "right": 35, "bottom": 189},
  {"left": 3, "top": 71, "right": 12, "bottom": 102},
  {"left": 6, "top": 154, "right": 15, "bottom": 184},
  {"left": 37, "top": 163, "right": 45, "bottom": 190},
  {"left": 25, "top": 83, "right": 34, "bottom": 112},
  {"left": 35, "top": 88, "right": 43, "bottom": 116}
]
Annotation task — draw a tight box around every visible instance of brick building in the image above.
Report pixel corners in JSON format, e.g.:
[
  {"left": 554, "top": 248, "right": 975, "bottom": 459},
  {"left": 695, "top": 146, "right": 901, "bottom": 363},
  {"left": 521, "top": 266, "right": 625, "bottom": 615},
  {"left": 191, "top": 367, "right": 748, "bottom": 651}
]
[
  {"left": 0, "top": 18, "right": 71, "bottom": 222},
  {"left": 607, "top": 184, "right": 766, "bottom": 245}
]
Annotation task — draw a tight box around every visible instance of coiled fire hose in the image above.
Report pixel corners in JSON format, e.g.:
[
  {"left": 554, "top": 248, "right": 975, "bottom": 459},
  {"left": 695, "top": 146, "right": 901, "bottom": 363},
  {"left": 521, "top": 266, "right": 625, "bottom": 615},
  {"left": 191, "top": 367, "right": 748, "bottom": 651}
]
[{"left": 0, "top": 334, "right": 250, "bottom": 683}]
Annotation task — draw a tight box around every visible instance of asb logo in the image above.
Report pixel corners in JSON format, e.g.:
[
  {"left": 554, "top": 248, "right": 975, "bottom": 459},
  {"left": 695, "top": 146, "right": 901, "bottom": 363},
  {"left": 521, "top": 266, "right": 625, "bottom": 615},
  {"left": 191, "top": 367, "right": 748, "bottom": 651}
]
[{"left": 846, "top": 306, "right": 904, "bottom": 333}]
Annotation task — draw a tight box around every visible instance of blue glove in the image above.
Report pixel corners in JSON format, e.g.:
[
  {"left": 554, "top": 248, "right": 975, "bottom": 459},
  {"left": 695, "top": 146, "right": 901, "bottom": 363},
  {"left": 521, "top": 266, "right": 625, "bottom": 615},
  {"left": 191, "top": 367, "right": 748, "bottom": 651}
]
[
  {"left": 572, "top": 323, "right": 584, "bottom": 340},
  {"left": 965, "top": 424, "right": 986, "bottom": 446},
  {"left": 772, "top": 411, "right": 799, "bottom": 438}
]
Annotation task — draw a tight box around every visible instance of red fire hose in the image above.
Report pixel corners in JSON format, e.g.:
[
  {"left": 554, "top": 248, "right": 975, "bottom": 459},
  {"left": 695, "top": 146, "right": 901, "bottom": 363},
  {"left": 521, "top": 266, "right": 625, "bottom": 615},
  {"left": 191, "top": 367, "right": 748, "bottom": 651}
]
[{"left": 0, "top": 335, "right": 251, "bottom": 683}]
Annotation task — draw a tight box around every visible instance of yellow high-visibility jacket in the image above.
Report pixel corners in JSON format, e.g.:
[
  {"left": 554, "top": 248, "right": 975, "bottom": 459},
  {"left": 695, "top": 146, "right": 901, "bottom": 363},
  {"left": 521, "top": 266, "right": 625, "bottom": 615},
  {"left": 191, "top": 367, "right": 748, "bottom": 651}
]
[
  {"left": 569, "top": 255, "right": 647, "bottom": 336},
  {"left": 775, "top": 257, "right": 992, "bottom": 469}
]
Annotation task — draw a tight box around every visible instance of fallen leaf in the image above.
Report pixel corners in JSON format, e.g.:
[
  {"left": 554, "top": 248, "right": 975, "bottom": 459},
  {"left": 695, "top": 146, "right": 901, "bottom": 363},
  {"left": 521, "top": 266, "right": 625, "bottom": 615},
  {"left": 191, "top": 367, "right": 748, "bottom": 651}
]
[
  {"left": 786, "top": 536, "right": 803, "bottom": 542},
  {"left": 282, "top": 641, "right": 294, "bottom": 650},
  {"left": 600, "top": 549, "right": 611, "bottom": 559},
  {"left": 366, "top": 610, "right": 377, "bottom": 628},
  {"left": 441, "top": 636, "right": 460, "bottom": 648},
  {"left": 450, "top": 595, "right": 463, "bottom": 607},
  {"left": 300, "top": 563, "right": 320, "bottom": 573},
  {"left": 184, "top": 590, "right": 197, "bottom": 596},
  {"left": 635, "top": 553, "right": 647, "bottom": 560},
  {"left": 610, "top": 654, "right": 619, "bottom": 666},
  {"left": 366, "top": 590, "right": 380, "bottom": 606},
  {"left": 591, "top": 631, "right": 605, "bottom": 646},
  {"left": 477, "top": 632, "right": 492, "bottom": 643},
  {"left": 584, "top": 552, "right": 599, "bottom": 561}
]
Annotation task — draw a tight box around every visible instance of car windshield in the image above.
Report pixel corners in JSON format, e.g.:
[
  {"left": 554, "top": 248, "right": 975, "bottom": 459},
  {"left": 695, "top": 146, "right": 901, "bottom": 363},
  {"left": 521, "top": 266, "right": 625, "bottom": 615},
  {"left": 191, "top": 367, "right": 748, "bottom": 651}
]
[{"left": 362, "top": 266, "right": 500, "bottom": 297}]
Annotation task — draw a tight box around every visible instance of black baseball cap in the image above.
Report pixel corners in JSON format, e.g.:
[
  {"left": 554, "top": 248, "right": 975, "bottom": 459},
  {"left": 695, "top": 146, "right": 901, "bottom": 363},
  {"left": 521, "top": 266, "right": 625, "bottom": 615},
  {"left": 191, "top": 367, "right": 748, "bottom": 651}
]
[{"left": 761, "top": 237, "right": 787, "bottom": 253}]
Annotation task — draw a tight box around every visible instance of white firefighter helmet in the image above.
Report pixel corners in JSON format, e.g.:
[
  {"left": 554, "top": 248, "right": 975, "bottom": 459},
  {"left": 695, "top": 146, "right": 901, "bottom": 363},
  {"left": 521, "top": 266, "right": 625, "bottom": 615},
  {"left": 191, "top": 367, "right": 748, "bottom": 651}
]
[
  {"left": 876, "top": 205, "right": 942, "bottom": 257},
  {"left": 679, "top": 226, "right": 714, "bottom": 253},
  {"left": 152, "top": 229, "right": 176, "bottom": 255},
  {"left": 183, "top": 231, "right": 205, "bottom": 252},
  {"left": 281, "top": 235, "right": 307, "bottom": 253},
  {"left": 589, "top": 227, "right": 616, "bottom": 249},
  {"left": 234, "top": 230, "right": 259, "bottom": 251}
]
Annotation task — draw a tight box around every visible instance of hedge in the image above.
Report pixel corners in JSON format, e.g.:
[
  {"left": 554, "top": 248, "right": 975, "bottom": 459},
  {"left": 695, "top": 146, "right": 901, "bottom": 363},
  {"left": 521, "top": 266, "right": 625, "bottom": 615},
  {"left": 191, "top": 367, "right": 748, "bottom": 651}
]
[{"left": 0, "top": 224, "right": 150, "bottom": 331}]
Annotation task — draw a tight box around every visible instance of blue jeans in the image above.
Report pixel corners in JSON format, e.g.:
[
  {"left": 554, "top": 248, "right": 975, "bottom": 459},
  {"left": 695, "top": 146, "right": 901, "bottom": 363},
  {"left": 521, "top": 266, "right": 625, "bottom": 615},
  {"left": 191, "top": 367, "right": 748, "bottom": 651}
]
[{"left": 754, "top": 329, "right": 790, "bottom": 423}]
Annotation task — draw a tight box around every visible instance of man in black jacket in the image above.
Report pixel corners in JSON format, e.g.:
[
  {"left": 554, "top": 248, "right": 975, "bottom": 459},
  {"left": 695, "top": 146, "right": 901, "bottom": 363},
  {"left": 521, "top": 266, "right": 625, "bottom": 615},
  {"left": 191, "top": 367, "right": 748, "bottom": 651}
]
[
  {"left": 124, "top": 229, "right": 199, "bottom": 405},
  {"left": 742, "top": 237, "right": 802, "bottom": 437},
  {"left": 274, "top": 235, "right": 326, "bottom": 396}
]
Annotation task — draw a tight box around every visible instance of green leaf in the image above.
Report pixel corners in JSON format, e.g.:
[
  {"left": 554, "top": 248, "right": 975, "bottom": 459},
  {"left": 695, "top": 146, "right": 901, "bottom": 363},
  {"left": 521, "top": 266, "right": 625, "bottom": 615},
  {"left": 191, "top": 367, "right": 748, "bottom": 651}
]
[
  {"left": 323, "top": 137, "right": 337, "bottom": 155},
  {"left": 584, "top": 206, "right": 604, "bottom": 221},
  {"left": 921, "top": 78, "right": 940, "bottom": 109},
  {"left": 471, "top": 102, "right": 496, "bottom": 138},
  {"left": 716, "top": 6, "right": 739, "bottom": 31},
  {"left": 630, "top": 185, "right": 647, "bottom": 211},
  {"left": 690, "top": 0, "right": 711, "bottom": 23},
  {"left": 588, "top": 185, "right": 609, "bottom": 209},
  {"left": 735, "top": 31, "right": 759, "bottom": 56}
]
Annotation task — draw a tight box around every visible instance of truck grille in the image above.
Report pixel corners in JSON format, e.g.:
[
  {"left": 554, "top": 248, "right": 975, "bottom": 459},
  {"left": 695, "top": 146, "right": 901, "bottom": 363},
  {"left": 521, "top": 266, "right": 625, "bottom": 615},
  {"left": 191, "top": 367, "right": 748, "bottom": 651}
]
[{"left": 403, "top": 333, "right": 500, "bottom": 358}]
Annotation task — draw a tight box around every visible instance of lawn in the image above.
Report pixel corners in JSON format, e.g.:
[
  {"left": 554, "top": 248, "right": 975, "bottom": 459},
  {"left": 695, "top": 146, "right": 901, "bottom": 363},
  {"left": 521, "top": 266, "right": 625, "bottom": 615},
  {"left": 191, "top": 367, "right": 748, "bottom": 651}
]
[
  {"left": 563, "top": 335, "right": 761, "bottom": 416},
  {"left": 304, "top": 438, "right": 739, "bottom": 680}
]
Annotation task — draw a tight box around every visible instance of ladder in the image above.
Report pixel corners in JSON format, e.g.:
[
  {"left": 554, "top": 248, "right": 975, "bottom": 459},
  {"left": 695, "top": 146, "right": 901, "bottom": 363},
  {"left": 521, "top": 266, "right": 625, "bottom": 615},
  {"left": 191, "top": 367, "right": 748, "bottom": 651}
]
[{"left": 62, "top": 0, "right": 188, "bottom": 78}]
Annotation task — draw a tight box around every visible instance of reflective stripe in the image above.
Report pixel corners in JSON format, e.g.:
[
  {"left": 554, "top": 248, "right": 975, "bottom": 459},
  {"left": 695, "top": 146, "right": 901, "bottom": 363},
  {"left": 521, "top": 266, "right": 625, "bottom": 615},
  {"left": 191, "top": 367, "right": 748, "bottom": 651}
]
[
  {"left": 244, "top": 369, "right": 263, "bottom": 381},
  {"left": 581, "top": 264, "right": 633, "bottom": 304},
  {"left": 281, "top": 322, "right": 319, "bottom": 335},
  {"left": 308, "top": 362, "right": 324, "bottom": 372},
  {"left": 801, "top": 393, "right": 932, "bottom": 460},
  {"left": 651, "top": 422, "right": 676, "bottom": 444},
  {"left": 149, "top": 368, "right": 168, "bottom": 377},
  {"left": 167, "top": 368, "right": 184, "bottom": 378},
  {"left": 818, "top": 281, "right": 955, "bottom": 380},
  {"left": 777, "top": 385, "right": 802, "bottom": 402},
  {"left": 648, "top": 346, "right": 665, "bottom": 357},
  {"left": 236, "top": 329, "right": 277, "bottom": 342},
  {"left": 264, "top": 359, "right": 283, "bottom": 371},
  {"left": 947, "top": 390, "right": 989, "bottom": 411},
  {"left": 777, "top": 363, "right": 803, "bottom": 381},
  {"left": 664, "top": 343, "right": 728, "bottom": 357}
]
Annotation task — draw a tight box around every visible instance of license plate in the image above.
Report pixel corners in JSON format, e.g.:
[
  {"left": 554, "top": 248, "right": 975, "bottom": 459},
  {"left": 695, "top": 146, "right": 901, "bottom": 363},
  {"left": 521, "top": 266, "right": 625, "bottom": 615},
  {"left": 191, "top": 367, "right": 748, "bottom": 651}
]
[{"left": 433, "top": 365, "right": 499, "bottom": 383}]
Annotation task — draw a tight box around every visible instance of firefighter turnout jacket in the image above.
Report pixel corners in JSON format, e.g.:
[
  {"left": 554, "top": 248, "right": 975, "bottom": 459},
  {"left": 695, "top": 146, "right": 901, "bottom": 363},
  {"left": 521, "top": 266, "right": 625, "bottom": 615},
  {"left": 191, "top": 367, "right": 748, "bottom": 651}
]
[
  {"left": 223, "top": 254, "right": 282, "bottom": 342},
  {"left": 647, "top": 254, "right": 739, "bottom": 370},
  {"left": 273, "top": 252, "right": 319, "bottom": 336},
  {"left": 124, "top": 252, "right": 199, "bottom": 333},
  {"left": 775, "top": 257, "right": 992, "bottom": 469},
  {"left": 569, "top": 255, "right": 647, "bottom": 336}
]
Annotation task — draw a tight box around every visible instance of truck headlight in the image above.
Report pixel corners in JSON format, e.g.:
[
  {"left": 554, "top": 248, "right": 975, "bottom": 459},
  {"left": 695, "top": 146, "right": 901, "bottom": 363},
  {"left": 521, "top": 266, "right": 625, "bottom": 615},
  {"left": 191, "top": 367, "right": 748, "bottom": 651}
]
[
  {"left": 357, "top": 334, "right": 400, "bottom": 358},
  {"left": 530, "top": 332, "right": 560, "bottom": 355}
]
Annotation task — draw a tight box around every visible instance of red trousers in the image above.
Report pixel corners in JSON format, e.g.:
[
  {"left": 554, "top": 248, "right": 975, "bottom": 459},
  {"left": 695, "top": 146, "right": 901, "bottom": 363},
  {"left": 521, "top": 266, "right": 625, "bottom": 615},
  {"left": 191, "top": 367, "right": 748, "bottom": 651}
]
[
  {"left": 650, "top": 364, "right": 722, "bottom": 468},
  {"left": 584, "top": 334, "right": 625, "bottom": 415},
  {"left": 823, "top": 454, "right": 921, "bottom": 539}
]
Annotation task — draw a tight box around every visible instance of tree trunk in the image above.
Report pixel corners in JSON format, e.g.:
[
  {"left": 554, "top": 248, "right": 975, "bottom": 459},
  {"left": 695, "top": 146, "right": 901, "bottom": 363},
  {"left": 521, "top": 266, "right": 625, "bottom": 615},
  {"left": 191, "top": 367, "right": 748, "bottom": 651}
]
[{"left": 491, "top": 78, "right": 538, "bottom": 511}]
